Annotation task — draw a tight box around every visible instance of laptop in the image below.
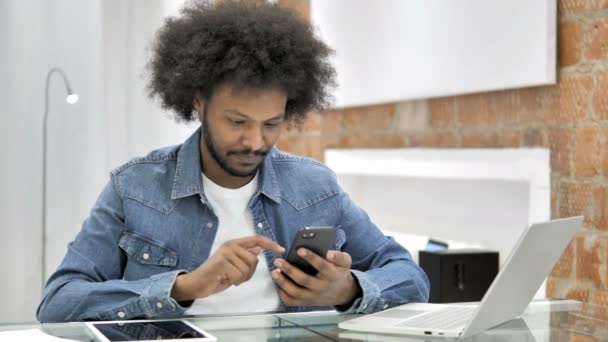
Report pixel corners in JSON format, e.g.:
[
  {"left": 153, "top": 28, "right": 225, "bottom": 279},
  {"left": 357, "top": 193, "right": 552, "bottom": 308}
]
[{"left": 338, "top": 216, "right": 583, "bottom": 339}]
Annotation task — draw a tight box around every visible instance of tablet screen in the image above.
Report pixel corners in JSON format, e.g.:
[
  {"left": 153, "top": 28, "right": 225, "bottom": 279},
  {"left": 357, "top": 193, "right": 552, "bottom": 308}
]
[{"left": 92, "top": 321, "right": 208, "bottom": 341}]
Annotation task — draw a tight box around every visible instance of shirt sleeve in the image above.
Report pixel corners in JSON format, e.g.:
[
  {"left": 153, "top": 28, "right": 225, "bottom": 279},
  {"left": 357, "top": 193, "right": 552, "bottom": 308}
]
[
  {"left": 332, "top": 191, "right": 430, "bottom": 314},
  {"left": 36, "top": 177, "right": 191, "bottom": 322}
]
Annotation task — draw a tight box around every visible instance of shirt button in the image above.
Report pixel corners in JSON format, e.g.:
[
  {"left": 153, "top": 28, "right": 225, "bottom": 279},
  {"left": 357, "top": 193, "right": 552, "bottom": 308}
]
[
  {"left": 142, "top": 253, "right": 150, "bottom": 260},
  {"left": 156, "top": 302, "right": 163, "bottom": 309},
  {"left": 117, "top": 311, "right": 125, "bottom": 318},
  {"left": 257, "top": 223, "right": 263, "bottom": 229},
  {"left": 207, "top": 222, "right": 213, "bottom": 228}
]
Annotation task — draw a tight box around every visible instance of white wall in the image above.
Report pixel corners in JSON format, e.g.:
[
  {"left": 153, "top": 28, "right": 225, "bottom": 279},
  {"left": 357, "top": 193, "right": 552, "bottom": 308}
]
[
  {"left": 44, "top": 0, "right": 107, "bottom": 295},
  {"left": 0, "top": 0, "right": 50, "bottom": 325},
  {"left": 0, "top": 0, "right": 194, "bottom": 323},
  {"left": 120, "top": 0, "right": 196, "bottom": 158}
]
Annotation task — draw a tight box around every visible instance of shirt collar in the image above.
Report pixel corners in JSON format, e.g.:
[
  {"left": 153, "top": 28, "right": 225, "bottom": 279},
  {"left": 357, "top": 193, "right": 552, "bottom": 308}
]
[
  {"left": 171, "top": 127, "right": 203, "bottom": 200},
  {"left": 171, "top": 127, "right": 282, "bottom": 204}
]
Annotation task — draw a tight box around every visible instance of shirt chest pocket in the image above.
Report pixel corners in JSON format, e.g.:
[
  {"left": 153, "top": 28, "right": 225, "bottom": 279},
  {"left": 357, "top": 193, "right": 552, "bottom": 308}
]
[{"left": 118, "top": 232, "right": 178, "bottom": 281}]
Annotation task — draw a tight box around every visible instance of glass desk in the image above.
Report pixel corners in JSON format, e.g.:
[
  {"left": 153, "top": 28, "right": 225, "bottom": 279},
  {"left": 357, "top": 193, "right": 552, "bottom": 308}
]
[{"left": 1, "top": 300, "right": 607, "bottom": 341}]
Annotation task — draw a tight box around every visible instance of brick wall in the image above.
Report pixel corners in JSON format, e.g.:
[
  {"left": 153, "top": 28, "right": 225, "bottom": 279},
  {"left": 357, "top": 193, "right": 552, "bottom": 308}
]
[{"left": 278, "top": 0, "right": 608, "bottom": 303}]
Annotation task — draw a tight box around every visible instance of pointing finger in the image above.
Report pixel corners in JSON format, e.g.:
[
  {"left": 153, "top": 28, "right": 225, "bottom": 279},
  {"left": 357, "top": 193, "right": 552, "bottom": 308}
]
[{"left": 237, "top": 235, "right": 285, "bottom": 254}]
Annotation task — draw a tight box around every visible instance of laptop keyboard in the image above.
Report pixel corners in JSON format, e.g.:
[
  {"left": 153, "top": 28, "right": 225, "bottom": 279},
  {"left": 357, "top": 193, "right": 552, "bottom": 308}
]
[{"left": 397, "top": 306, "right": 476, "bottom": 331}]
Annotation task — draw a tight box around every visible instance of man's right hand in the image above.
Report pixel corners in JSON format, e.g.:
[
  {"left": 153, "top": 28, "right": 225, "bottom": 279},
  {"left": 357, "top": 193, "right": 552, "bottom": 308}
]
[{"left": 171, "top": 235, "right": 284, "bottom": 301}]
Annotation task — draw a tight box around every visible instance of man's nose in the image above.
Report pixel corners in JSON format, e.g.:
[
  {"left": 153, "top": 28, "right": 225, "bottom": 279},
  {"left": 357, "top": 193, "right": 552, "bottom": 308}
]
[{"left": 242, "top": 125, "right": 265, "bottom": 151}]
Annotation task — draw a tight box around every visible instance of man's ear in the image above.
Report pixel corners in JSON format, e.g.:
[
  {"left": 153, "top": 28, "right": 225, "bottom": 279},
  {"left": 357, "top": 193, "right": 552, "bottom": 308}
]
[{"left": 193, "top": 95, "right": 205, "bottom": 118}]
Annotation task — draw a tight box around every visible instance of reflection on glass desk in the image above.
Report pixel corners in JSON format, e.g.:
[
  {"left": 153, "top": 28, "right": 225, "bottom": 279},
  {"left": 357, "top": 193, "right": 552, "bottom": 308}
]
[{"left": 1, "top": 300, "right": 608, "bottom": 341}]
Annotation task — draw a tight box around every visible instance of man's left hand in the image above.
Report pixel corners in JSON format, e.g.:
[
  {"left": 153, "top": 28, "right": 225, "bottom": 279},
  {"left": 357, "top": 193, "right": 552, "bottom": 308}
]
[{"left": 271, "top": 249, "right": 361, "bottom": 307}]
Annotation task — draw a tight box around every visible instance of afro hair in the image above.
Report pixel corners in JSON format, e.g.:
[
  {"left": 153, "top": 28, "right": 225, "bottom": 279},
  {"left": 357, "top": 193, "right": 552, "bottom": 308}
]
[{"left": 146, "top": 0, "right": 336, "bottom": 126}]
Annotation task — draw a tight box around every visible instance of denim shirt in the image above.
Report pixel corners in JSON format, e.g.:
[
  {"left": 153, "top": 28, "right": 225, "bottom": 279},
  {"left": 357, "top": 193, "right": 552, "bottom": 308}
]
[{"left": 37, "top": 128, "right": 429, "bottom": 322}]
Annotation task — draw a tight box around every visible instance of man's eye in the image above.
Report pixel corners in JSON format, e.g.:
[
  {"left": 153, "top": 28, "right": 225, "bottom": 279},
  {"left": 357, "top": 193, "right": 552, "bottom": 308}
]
[
  {"left": 229, "top": 119, "right": 245, "bottom": 125},
  {"left": 265, "top": 122, "right": 280, "bottom": 127}
]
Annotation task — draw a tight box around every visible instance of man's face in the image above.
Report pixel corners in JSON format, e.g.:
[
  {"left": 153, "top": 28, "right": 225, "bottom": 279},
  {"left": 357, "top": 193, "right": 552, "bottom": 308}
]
[{"left": 195, "top": 84, "right": 287, "bottom": 179}]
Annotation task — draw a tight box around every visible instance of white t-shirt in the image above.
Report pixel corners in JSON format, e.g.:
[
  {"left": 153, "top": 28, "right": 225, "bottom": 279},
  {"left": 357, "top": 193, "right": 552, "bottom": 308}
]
[{"left": 184, "top": 172, "right": 280, "bottom": 315}]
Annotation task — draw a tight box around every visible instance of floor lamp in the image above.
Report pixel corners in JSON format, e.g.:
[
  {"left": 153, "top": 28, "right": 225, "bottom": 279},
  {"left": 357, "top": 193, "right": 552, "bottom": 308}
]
[{"left": 42, "top": 67, "right": 79, "bottom": 288}]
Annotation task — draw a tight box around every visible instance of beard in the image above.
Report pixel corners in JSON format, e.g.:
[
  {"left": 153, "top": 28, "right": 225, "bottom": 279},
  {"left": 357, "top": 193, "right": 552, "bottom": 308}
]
[{"left": 202, "top": 107, "right": 269, "bottom": 178}]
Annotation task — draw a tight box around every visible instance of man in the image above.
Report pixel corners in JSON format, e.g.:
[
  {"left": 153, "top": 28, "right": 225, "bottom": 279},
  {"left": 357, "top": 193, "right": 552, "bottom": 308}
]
[{"left": 37, "top": 0, "right": 429, "bottom": 322}]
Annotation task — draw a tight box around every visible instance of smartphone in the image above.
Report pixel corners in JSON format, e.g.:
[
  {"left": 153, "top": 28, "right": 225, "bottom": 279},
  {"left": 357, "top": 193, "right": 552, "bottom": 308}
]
[
  {"left": 85, "top": 319, "right": 217, "bottom": 342},
  {"left": 285, "top": 226, "right": 336, "bottom": 276}
]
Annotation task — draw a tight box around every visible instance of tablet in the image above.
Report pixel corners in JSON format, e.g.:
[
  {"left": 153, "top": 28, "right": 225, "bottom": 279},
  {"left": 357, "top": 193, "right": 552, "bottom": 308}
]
[{"left": 85, "top": 319, "right": 217, "bottom": 342}]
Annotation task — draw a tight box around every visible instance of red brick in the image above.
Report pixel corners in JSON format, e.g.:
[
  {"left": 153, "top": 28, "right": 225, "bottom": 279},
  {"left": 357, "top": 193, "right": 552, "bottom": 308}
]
[
  {"left": 343, "top": 104, "right": 395, "bottom": 130},
  {"left": 552, "top": 331, "right": 570, "bottom": 342},
  {"left": 282, "top": 120, "right": 295, "bottom": 133},
  {"left": 560, "top": 180, "right": 594, "bottom": 224},
  {"left": 593, "top": 293, "right": 608, "bottom": 321},
  {"left": 300, "top": 139, "right": 323, "bottom": 162},
  {"left": 546, "top": 276, "right": 557, "bottom": 297},
  {"left": 290, "top": 136, "right": 340, "bottom": 162},
  {"left": 565, "top": 287, "right": 590, "bottom": 302},
  {"left": 310, "top": 136, "right": 340, "bottom": 162},
  {"left": 396, "top": 101, "right": 428, "bottom": 131},
  {"left": 457, "top": 88, "right": 541, "bottom": 128},
  {"left": 428, "top": 97, "right": 457, "bottom": 129},
  {"left": 603, "top": 127, "right": 608, "bottom": 175},
  {"left": 302, "top": 112, "right": 321, "bottom": 132},
  {"left": 570, "top": 334, "right": 598, "bottom": 342},
  {"left": 284, "top": 135, "right": 306, "bottom": 156},
  {"left": 594, "top": 289, "right": 608, "bottom": 306},
  {"left": 595, "top": 304, "right": 608, "bottom": 322},
  {"left": 593, "top": 73, "right": 608, "bottom": 120},
  {"left": 461, "top": 132, "right": 498, "bottom": 148},
  {"left": 559, "top": 0, "right": 594, "bottom": 15},
  {"left": 492, "top": 93, "right": 525, "bottom": 125},
  {"left": 493, "top": 89, "right": 542, "bottom": 127},
  {"left": 585, "top": 14, "right": 608, "bottom": 61},
  {"left": 574, "top": 126, "right": 602, "bottom": 176},
  {"left": 523, "top": 128, "right": 545, "bottom": 147},
  {"left": 549, "top": 129, "right": 574, "bottom": 175},
  {"left": 409, "top": 132, "right": 459, "bottom": 148},
  {"left": 560, "top": 21, "right": 583, "bottom": 67},
  {"left": 593, "top": 185, "right": 608, "bottom": 230},
  {"left": 516, "top": 87, "right": 542, "bottom": 113},
  {"left": 321, "top": 135, "right": 340, "bottom": 153},
  {"left": 540, "top": 74, "right": 592, "bottom": 124},
  {"left": 552, "top": 240, "right": 576, "bottom": 277},
  {"left": 496, "top": 131, "right": 521, "bottom": 147},
  {"left": 597, "top": 0, "right": 608, "bottom": 9},
  {"left": 338, "top": 133, "right": 405, "bottom": 149},
  {"left": 428, "top": 97, "right": 455, "bottom": 114},
  {"left": 576, "top": 236, "right": 602, "bottom": 287},
  {"left": 277, "top": 0, "right": 310, "bottom": 20},
  {"left": 561, "top": 1, "right": 608, "bottom": 12},
  {"left": 276, "top": 136, "right": 291, "bottom": 151},
  {"left": 320, "top": 109, "right": 342, "bottom": 133},
  {"left": 457, "top": 93, "right": 498, "bottom": 128},
  {"left": 552, "top": 176, "right": 560, "bottom": 219}
]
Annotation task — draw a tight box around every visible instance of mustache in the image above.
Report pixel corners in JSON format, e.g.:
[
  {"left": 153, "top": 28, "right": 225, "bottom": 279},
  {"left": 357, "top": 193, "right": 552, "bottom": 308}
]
[{"left": 227, "top": 149, "right": 268, "bottom": 157}]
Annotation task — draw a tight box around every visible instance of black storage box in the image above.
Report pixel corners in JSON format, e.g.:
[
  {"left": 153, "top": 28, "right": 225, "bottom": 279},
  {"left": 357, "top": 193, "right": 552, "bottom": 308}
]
[{"left": 419, "top": 249, "right": 499, "bottom": 303}]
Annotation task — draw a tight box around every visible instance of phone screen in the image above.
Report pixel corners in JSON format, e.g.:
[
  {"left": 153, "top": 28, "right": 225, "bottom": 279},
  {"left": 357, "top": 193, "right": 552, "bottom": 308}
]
[{"left": 91, "top": 321, "right": 208, "bottom": 341}]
